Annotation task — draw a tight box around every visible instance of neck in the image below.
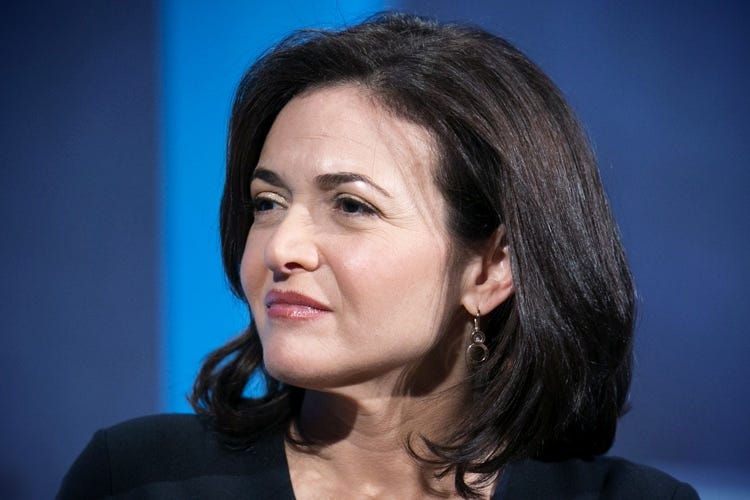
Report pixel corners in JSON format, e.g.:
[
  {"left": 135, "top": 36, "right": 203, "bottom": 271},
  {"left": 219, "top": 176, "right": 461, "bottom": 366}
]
[
  {"left": 283, "top": 316, "right": 497, "bottom": 498},
  {"left": 287, "top": 389, "right": 476, "bottom": 498},
  {"left": 296, "top": 380, "right": 467, "bottom": 445},
  {"left": 285, "top": 364, "right": 491, "bottom": 498},
  {"left": 292, "top": 322, "right": 472, "bottom": 448}
]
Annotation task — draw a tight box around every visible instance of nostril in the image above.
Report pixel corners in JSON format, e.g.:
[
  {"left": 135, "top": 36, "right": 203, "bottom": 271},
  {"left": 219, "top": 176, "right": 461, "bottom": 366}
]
[
  {"left": 272, "top": 270, "right": 289, "bottom": 282},
  {"left": 269, "top": 261, "right": 305, "bottom": 281}
]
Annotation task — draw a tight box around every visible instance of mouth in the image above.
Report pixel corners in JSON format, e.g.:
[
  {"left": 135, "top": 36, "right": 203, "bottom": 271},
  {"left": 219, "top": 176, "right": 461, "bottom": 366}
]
[{"left": 264, "top": 290, "right": 331, "bottom": 320}]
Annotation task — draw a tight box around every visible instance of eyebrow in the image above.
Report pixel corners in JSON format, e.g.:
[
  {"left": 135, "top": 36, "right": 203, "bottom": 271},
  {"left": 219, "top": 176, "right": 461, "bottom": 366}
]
[
  {"left": 252, "top": 168, "right": 392, "bottom": 198},
  {"left": 315, "top": 172, "right": 392, "bottom": 198},
  {"left": 251, "top": 168, "right": 286, "bottom": 188}
]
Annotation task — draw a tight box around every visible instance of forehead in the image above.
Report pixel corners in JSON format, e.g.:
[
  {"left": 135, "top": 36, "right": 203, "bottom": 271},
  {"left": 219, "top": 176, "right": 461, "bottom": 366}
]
[{"left": 257, "top": 84, "right": 438, "bottom": 193}]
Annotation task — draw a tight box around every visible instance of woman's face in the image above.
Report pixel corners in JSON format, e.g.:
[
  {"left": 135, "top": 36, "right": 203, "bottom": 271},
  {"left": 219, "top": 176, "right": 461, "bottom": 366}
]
[{"left": 240, "top": 85, "right": 467, "bottom": 394}]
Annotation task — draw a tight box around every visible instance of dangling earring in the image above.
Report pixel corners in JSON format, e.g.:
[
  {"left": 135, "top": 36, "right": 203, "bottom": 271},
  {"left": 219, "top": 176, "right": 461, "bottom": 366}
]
[{"left": 466, "top": 310, "right": 489, "bottom": 365}]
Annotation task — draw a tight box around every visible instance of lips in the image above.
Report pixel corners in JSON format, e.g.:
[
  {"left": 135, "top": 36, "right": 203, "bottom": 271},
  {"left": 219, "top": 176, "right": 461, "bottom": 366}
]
[{"left": 264, "top": 290, "right": 331, "bottom": 320}]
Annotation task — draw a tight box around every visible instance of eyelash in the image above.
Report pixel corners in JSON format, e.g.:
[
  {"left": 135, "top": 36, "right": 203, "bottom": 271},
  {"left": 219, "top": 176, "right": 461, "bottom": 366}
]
[
  {"left": 332, "top": 195, "right": 378, "bottom": 217},
  {"left": 249, "top": 192, "right": 379, "bottom": 218},
  {"left": 251, "top": 193, "right": 285, "bottom": 214}
]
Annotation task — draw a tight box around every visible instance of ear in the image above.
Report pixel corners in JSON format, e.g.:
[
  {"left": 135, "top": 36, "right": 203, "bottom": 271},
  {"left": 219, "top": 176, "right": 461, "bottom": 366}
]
[{"left": 460, "top": 224, "right": 515, "bottom": 316}]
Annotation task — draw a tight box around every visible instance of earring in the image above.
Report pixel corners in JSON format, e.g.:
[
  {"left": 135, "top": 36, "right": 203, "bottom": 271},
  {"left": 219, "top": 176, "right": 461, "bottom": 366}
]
[{"left": 466, "top": 310, "right": 489, "bottom": 365}]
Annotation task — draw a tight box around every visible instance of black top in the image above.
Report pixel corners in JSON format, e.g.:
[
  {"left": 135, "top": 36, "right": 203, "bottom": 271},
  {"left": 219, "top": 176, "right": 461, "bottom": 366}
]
[{"left": 58, "top": 414, "right": 699, "bottom": 499}]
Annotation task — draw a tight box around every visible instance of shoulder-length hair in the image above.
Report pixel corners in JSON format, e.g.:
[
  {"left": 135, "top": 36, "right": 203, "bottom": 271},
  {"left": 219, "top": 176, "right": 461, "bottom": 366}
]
[{"left": 191, "top": 12, "right": 635, "bottom": 498}]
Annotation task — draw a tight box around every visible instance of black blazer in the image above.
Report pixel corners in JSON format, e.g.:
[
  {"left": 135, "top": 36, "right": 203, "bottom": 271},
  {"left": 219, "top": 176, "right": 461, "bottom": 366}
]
[{"left": 58, "top": 414, "right": 698, "bottom": 499}]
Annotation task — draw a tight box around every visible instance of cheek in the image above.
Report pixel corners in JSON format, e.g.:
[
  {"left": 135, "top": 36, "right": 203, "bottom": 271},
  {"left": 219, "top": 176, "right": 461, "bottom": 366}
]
[
  {"left": 331, "top": 235, "right": 402, "bottom": 288},
  {"left": 334, "top": 233, "right": 452, "bottom": 314}
]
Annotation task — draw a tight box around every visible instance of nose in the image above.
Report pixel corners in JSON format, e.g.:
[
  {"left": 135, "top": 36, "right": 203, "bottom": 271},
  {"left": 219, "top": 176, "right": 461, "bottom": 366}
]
[{"left": 263, "top": 207, "right": 320, "bottom": 277}]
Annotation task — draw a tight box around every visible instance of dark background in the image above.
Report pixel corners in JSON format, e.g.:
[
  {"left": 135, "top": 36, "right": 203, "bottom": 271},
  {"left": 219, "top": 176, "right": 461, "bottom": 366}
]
[
  {"left": 1, "top": 1, "right": 747, "bottom": 498},
  {"left": 1, "top": 2, "right": 159, "bottom": 499}
]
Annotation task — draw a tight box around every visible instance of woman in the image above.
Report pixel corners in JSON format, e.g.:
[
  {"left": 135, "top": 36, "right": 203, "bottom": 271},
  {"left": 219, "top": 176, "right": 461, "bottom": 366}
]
[{"left": 59, "top": 12, "right": 697, "bottom": 499}]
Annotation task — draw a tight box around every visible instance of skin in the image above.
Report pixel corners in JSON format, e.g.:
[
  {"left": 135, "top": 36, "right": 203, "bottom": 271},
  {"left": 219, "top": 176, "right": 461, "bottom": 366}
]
[{"left": 240, "top": 84, "right": 514, "bottom": 498}]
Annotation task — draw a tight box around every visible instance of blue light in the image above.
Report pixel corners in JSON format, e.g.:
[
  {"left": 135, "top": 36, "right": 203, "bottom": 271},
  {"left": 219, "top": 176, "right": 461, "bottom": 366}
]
[{"left": 161, "top": 0, "right": 385, "bottom": 413}]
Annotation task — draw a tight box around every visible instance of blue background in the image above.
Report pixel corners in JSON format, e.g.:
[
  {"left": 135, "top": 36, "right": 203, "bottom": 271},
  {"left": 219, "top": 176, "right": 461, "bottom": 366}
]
[{"left": 1, "top": 1, "right": 747, "bottom": 498}]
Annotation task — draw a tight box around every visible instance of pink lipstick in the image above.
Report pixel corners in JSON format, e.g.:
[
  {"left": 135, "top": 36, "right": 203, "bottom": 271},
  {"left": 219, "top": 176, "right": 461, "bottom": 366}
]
[{"left": 264, "top": 290, "right": 331, "bottom": 320}]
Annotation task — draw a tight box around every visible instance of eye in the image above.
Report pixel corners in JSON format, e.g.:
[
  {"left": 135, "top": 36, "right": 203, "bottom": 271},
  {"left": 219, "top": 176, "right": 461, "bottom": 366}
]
[
  {"left": 253, "top": 199, "right": 274, "bottom": 212},
  {"left": 333, "top": 195, "right": 378, "bottom": 216},
  {"left": 252, "top": 192, "right": 286, "bottom": 214}
]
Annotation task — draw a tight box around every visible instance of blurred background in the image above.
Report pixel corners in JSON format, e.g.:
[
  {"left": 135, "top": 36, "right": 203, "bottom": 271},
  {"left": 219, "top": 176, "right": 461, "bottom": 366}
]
[{"left": 1, "top": 1, "right": 747, "bottom": 498}]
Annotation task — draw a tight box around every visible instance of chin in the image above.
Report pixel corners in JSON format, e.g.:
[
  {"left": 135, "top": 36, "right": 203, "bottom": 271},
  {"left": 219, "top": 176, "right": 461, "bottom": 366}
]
[
  {"left": 263, "top": 356, "right": 313, "bottom": 387},
  {"left": 261, "top": 342, "right": 327, "bottom": 388},
  {"left": 262, "top": 350, "right": 385, "bottom": 392}
]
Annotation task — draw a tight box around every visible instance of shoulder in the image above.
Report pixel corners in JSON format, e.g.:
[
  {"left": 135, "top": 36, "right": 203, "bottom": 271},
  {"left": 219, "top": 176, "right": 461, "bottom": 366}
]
[
  {"left": 57, "top": 414, "right": 293, "bottom": 499},
  {"left": 501, "top": 456, "right": 699, "bottom": 500},
  {"left": 99, "top": 413, "right": 224, "bottom": 466}
]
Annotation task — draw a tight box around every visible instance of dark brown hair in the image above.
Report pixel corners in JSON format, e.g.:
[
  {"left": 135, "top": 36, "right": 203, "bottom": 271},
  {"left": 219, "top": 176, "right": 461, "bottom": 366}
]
[{"left": 191, "top": 12, "right": 635, "bottom": 498}]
